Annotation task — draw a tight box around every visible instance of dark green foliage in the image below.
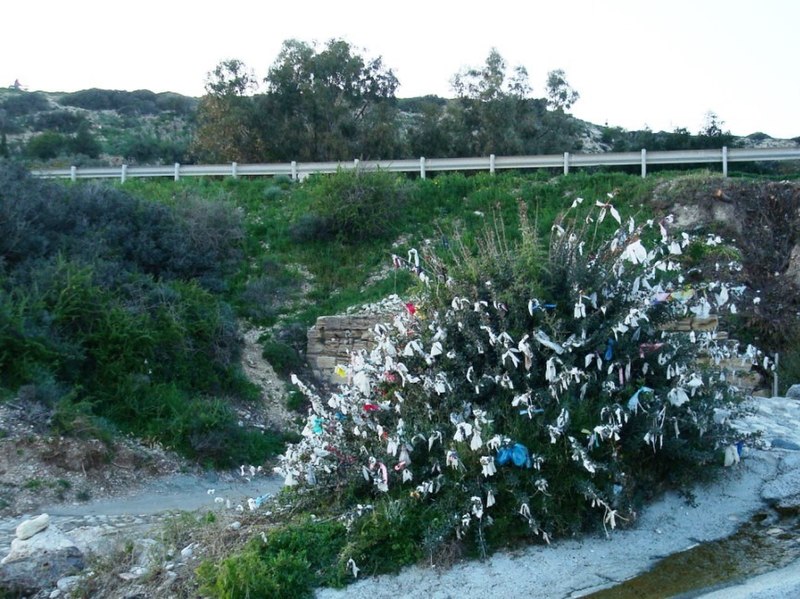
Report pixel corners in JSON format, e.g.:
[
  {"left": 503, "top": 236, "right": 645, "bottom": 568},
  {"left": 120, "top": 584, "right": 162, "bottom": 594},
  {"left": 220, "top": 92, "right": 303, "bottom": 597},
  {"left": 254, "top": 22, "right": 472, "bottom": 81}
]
[
  {"left": 71, "top": 123, "right": 101, "bottom": 158},
  {"left": 25, "top": 125, "right": 101, "bottom": 160},
  {"left": 261, "top": 340, "right": 304, "bottom": 376},
  {"left": 25, "top": 131, "right": 69, "bottom": 159},
  {"left": 112, "top": 134, "right": 188, "bottom": 164},
  {"left": 31, "top": 111, "right": 87, "bottom": 133},
  {"left": 300, "top": 170, "right": 411, "bottom": 244},
  {"left": 236, "top": 259, "right": 300, "bottom": 323},
  {"left": 1, "top": 91, "right": 50, "bottom": 116},
  {"left": 0, "top": 162, "right": 277, "bottom": 465},
  {"left": 60, "top": 89, "right": 196, "bottom": 116},
  {"left": 260, "top": 322, "right": 309, "bottom": 377}
]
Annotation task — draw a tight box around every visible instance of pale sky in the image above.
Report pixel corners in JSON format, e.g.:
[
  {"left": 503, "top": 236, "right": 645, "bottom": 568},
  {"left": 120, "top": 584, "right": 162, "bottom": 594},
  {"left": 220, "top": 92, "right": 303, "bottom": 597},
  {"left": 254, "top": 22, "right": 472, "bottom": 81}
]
[{"left": 3, "top": 0, "right": 798, "bottom": 138}]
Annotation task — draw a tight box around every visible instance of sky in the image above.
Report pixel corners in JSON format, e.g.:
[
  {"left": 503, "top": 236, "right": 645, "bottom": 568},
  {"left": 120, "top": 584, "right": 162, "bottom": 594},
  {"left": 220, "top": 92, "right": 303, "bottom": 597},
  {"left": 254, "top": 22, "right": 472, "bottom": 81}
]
[{"left": 3, "top": 0, "right": 798, "bottom": 138}]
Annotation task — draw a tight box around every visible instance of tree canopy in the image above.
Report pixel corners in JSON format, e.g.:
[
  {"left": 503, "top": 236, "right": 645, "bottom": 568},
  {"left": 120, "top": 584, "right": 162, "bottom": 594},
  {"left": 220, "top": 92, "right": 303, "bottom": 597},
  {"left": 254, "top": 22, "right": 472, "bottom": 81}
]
[{"left": 191, "top": 43, "right": 584, "bottom": 163}]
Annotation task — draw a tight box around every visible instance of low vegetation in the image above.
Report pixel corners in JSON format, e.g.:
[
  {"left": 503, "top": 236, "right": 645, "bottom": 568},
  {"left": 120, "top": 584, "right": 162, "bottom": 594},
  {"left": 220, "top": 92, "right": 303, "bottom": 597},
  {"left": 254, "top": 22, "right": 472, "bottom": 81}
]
[{"left": 0, "top": 162, "right": 283, "bottom": 466}]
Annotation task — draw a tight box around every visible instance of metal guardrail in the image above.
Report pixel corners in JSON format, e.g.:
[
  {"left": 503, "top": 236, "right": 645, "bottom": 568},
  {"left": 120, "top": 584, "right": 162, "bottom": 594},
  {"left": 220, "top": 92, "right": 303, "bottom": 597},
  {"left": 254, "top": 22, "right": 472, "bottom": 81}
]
[{"left": 30, "top": 146, "right": 800, "bottom": 183}]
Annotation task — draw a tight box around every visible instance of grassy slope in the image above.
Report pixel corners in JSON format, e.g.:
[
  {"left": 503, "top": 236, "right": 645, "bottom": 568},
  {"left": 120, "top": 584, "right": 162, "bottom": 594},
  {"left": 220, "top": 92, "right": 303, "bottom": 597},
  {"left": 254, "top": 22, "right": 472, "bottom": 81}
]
[{"left": 121, "top": 170, "right": 662, "bottom": 330}]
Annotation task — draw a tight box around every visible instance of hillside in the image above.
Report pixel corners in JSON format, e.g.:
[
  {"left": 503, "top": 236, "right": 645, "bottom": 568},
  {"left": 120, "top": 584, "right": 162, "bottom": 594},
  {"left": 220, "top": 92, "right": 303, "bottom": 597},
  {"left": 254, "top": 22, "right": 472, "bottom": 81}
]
[
  {"left": 0, "top": 87, "right": 195, "bottom": 165},
  {"left": 3, "top": 87, "right": 798, "bottom": 168}
]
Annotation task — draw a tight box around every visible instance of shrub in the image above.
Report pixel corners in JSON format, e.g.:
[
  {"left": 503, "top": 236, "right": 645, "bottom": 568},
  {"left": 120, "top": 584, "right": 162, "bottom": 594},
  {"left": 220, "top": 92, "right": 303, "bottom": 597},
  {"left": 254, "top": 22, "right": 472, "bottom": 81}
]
[
  {"left": 300, "top": 170, "right": 410, "bottom": 244},
  {"left": 198, "top": 518, "right": 347, "bottom": 598},
  {"left": 277, "top": 197, "right": 763, "bottom": 562},
  {"left": 236, "top": 261, "right": 300, "bottom": 323},
  {"left": 261, "top": 340, "right": 304, "bottom": 377},
  {"left": 0, "top": 164, "right": 277, "bottom": 465},
  {"left": 26, "top": 131, "right": 69, "bottom": 159},
  {"left": 31, "top": 111, "right": 87, "bottom": 133}
]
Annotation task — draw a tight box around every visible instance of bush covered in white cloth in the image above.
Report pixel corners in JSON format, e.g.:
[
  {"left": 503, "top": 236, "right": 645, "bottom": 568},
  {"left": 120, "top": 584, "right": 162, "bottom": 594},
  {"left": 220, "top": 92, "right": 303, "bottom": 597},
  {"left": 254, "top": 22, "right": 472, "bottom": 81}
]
[{"left": 277, "top": 198, "right": 765, "bottom": 559}]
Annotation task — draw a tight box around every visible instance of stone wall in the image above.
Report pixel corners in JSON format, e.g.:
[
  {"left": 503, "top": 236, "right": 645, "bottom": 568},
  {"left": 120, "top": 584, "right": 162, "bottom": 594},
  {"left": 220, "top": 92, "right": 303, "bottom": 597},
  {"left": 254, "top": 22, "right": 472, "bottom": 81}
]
[{"left": 307, "top": 314, "right": 388, "bottom": 384}]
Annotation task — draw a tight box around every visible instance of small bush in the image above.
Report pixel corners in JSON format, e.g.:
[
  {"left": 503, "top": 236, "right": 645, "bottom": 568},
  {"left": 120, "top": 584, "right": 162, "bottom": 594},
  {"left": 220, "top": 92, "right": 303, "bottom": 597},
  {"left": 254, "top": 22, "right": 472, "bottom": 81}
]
[
  {"left": 26, "top": 131, "right": 69, "bottom": 159},
  {"left": 301, "top": 170, "right": 410, "bottom": 244},
  {"left": 1, "top": 91, "right": 50, "bottom": 116},
  {"left": 198, "top": 518, "right": 348, "bottom": 598},
  {"left": 262, "top": 340, "right": 304, "bottom": 377},
  {"left": 288, "top": 213, "right": 334, "bottom": 243},
  {"left": 31, "top": 111, "right": 87, "bottom": 133}
]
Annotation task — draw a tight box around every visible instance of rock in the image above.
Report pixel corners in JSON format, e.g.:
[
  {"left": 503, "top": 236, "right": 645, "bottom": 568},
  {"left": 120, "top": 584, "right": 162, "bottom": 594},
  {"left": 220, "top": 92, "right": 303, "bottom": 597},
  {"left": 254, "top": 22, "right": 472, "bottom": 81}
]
[
  {"left": 786, "top": 384, "right": 800, "bottom": 399},
  {"left": 57, "top": 574, "right": 81, "bottom": 592},
  {"left": 228, "top": 520, "right": 242, "bottom": 530},
  {"left": 15, "top": 513, "right": 50, "bottom": 540},
  {"left": 130, "top": 538, "right": 160, "bottom": 568},
  {"left": 770, "top": 438, "right": 800, "bottom": 451},
  {"left": 0, "top": 525, "right": 84, "bottom": 594},
  {"left": 761, "top": 457, "right": 800, "bottom": 510},
  {"left": 180, "top": 543, "right": 194, "bottom": 558},
  {"left": 158, "top": 570, "right": 178, "bottom": 592}
]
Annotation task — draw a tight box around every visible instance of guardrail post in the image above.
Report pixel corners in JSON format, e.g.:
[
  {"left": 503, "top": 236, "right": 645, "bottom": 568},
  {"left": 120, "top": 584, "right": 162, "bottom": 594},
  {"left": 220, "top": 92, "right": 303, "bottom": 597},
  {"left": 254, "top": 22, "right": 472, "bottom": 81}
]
[
  {"left": 231, "top": 162, "right": 238, "bottom": 179},
  {"left": 489, "top": 154, "right": 496, "bottom": 175},
  {"left": 291, "top": 161, "right": 297, "bottom": 181},
  {"left": 420, "top": 157, "right": 426, "bottom": 180},
  {"left": 174, "top": 163, "right": 180, "bottom": 181},
  {"left": 354, "top": 158, "right": 360, "bottom": 173},
  {"left": 563, "top": 152, "right": 570, "bottom": 175},
  {"left": 722, "top": 146, "right": 728, "bottom": 177},
  {"left": 70, "top": 166, "right": 77, "bottom": 182},
  {"left": 641, "top": 149, "right": 647, "bottom": 178},
  {"left": 121, "top": 164, "right": 127, "bottom": 184}
]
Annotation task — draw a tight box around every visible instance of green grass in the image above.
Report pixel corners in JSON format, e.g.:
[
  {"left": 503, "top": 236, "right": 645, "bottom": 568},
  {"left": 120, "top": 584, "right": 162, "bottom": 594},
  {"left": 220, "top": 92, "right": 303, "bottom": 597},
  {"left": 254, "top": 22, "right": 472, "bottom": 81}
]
[{"left": 121, "top": 170, "right": 663, "bottom": 331}]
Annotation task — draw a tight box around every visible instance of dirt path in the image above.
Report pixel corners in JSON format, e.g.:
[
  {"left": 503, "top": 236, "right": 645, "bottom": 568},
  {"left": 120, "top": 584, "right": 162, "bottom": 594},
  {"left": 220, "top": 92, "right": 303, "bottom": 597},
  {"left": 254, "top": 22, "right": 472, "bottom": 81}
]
[{"left": 0, "top": 471, "right": 284, "bottom": 557}]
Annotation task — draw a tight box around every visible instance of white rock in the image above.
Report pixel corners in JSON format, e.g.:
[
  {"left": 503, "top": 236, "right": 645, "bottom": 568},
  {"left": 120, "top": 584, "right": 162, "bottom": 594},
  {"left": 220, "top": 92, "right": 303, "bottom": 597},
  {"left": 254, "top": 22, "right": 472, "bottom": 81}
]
[
  {"left": 2, "top": 525, "right": 76, "bottom": 565},
  {"left": 180, "top": 543, "right": 195, "bottom": 558},
  {"left": 15, "top": 513, "right": 50, "bottom": 540},
  {"left": 130, "top": 566, "right": 147, "bottom": 577},
  {"left": 228, "top": 521, "right": 242, "bottom": 530}
]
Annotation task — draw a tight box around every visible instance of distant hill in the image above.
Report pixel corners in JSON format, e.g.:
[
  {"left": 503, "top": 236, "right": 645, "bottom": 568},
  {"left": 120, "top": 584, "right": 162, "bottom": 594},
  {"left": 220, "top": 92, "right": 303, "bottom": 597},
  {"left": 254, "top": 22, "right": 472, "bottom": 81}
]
[
  {"left": 1, "top": 87, "right": 797, "bottom": 167},
  {"left": 0, "top": 87, "right": 196, "bottom": 165}
]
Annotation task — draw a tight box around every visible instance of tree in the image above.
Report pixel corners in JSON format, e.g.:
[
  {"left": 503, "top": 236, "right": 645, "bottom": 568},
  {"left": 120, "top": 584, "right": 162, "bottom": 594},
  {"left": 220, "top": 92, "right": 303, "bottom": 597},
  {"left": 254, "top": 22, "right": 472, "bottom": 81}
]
[
  {"left": 696, "top": 111, "right": 735, "bottom": 149},
  {"left": 191, "top": 59, "right": 262, "bottom": 162},
  {"left": 545, "top": 69, "right": 580, "bottom": 112},
  {"left": 447, "top": 48, "right": 532, "bottom": 156},
  {"left": 205, "top": 59, "right": 257, "bottom": 97},
  {"left": 258, "top": 39, "right": 400, "bottom": 161}
]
